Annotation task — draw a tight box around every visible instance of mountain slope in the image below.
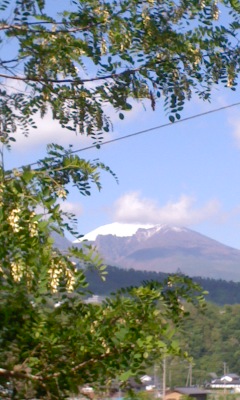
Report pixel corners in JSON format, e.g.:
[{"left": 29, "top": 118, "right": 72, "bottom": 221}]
[{"left": 73, "top": 223, "right": 240, "bottom": 281}]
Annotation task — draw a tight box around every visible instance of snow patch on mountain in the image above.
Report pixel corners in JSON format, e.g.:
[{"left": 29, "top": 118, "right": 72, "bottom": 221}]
[
  {"left": 74, "top": 222, "right": 155, "bottom": 242},
  {"left": 74, "top": 222, "right": 187, "bottom": 243},
  {"left": 135, "top": 225, "right": 164, "bottom": 240}
]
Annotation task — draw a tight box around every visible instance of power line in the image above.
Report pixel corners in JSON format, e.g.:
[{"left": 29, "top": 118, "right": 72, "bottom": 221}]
[
  {"left": 17, "top": 100, "right": 240, "bottom": 170},
  {"left": 72, "top": 101, "right": 240, "bottom": 152}
]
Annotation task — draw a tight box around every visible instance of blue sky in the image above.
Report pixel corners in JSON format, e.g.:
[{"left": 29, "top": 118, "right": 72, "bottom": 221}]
[
  {"left": 3, "top": 1, "right": 240, "bottom": 250},
  {"left": 6, "top": 84, "right": 240, "bottom": 250}
]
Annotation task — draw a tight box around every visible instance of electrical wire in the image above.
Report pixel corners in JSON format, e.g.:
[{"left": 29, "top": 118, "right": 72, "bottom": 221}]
[{"left": 17, "top": 100, "right": 240, "bottom": 170}]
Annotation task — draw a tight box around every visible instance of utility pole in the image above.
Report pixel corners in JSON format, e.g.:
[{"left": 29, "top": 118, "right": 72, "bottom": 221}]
[
  {"left": 223, "top": 362, "right": 227, "bottom": 375},
  {"left": 223, "top": 362, "right": 227, "bottom": 400},
  {"left": 186, "top": 363, "right": 192, "bottom": 387},
  {"left": 154, "top": 364, "right": 158, "bottom": 396},
  {"left": 162, "top": 357, "right": 166, "bottom": 399}
]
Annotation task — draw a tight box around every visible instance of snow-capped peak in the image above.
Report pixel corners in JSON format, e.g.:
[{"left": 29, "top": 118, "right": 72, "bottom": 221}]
[
  {"left": 73, "top": 222, "right": 187, "bottom": 243},
  {"left": 73, "top": 222, "right": 155, "bottom": 242}
]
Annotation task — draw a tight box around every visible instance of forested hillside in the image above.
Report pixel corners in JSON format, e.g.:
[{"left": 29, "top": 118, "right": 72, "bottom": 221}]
[
  {"left": 86, "top": 266, "right": 240, "bottom": 305},
  {"left": 167, "top": 303, "right": 240, "bottom": 388}
]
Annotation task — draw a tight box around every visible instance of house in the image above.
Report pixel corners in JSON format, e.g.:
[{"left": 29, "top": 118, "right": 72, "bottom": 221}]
[
  {"left": 164, "top": 387, "right": 209, "bottom": 400},
  {"left": 209, "top": 373, "right": 240, "bottom": 389}
]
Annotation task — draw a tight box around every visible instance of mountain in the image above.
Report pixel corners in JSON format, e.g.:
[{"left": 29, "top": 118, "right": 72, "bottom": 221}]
[
  {"left": 73, "top": 223, "right": 240, "bottom": 281},
  {"left": 52, "top": 231, "right": 72, "bottom": 251}
]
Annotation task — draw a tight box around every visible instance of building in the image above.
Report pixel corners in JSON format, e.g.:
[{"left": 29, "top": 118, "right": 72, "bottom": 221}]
[{"left": 209, "top": 373, "right": 240, "bottom": 390}]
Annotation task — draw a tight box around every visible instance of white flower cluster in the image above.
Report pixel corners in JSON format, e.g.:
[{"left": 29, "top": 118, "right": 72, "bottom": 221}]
[
  {"left": 65, "top": 267, "right": 75, "bottom": 292},
  {"left": 48, "top": 259, "right": 76, "bottom": 293},
  {"left": 10, "top": 261, "right": 24, "bottom": 282},
  {"left": 29, "top": 220, "right": 38, "bottom": 237},
  {"left": 199, "top": 0, "right": 219, "bottom": 19},
  {"left": 227, "top": 77, "right": 234, "bottom": 88},
  {"left": 8, "top": 207, "right": 21, "bottom": 232},
  {"left": 48, "top": 260, "right": 62, "bottom": 293},
  {"left": 7, "top": 207, "right": 39, "bottom": 237},
  {"left": 101, "top": 39, "right": 107, "bottom": 55},
  {"left": 227, "top": 66, "right": 235, "bottom": 88},
  {"left": 212, "top": 1, "right": 219, "bottom": 20},
  {"left": 29, "top": 212, "right": 38, "bottom": 237},
  {"left": 57, "top": 187, "right": 67, "bottom": 199}
]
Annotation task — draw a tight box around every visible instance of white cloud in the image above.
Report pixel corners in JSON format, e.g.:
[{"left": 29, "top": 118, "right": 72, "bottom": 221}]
[
  {"left": 59, "top": 201, "right": 83, "bottom": 217},
  {"left": 10, "top": 112, "right": 95, "bottom": 152},
  {"left": 31, "top": 201, "right": 83, "bottom": 219},
  {"left": 7, "top": 88, "right": 151, "bottom": 158},
  {"left": 112, "top": 192, "right": 221, "bottom": 226},
  {"left": 105, "top": 99, "right": 150, "bottom": 124}
]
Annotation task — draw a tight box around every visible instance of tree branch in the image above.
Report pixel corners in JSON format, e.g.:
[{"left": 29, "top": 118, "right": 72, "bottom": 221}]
[
  {"left": 0, "top": 367, "right": 43, "bottom": 382},
  {"left": 0, "top": 68, "right": 140, "bottom": 85},
  {"left": 47, "top": 349, "right": 119, "bottom": 379},
  {"left": 0, "top": 8, "right": 126, "bottom": 35},
  {"left": 0, "top": 22, "right": 103, "bottom": 34}
]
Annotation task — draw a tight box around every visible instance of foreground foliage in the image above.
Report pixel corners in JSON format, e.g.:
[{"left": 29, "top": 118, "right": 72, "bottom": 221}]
[
  {"left": 0, "top": 112, "right": 206, "bottom": 399},
  {"left": 1, "top": 0, "right": 240, "bottom": 398},
  {"left": 0, "top": 264, "right": 206, "bottom": 398},
  {"left": 0, "top": 0, "right": 240, "bottom": 145}
]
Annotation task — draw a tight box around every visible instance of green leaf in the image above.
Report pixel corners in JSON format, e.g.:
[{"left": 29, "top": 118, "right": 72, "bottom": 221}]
[
  {"left": 230, "top": 0, "right": 240, "bottom": 12},
  {"left": 119, "top": 370, "right": 133, "bottom": 382},
  {"left": 115, "top": 327, "right": 128, "bottom": 341},
  {"left": 22, "top": 169, "right": 34, "bottom": 183}
]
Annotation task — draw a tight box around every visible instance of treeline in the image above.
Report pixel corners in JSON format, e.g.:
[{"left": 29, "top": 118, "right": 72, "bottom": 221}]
[{"left": 86, "top": 265, "right": 240, "bottom": 305}]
